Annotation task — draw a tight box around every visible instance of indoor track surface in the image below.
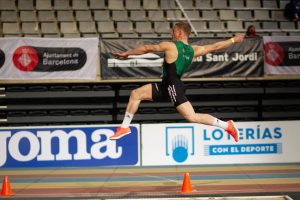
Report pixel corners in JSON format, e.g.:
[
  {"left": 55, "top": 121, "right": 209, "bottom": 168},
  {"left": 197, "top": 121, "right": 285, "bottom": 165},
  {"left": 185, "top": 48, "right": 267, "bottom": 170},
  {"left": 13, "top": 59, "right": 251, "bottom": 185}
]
[{"left": 1, "top": 163, "right": 300, "bottom": 199}]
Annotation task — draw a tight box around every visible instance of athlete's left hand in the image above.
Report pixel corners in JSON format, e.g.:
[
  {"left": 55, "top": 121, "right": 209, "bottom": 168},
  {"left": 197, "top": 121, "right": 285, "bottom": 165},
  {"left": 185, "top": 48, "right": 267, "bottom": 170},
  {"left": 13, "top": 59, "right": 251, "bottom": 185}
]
[{"left": 112, "top": 52, "right": 128, "bottom": 59}]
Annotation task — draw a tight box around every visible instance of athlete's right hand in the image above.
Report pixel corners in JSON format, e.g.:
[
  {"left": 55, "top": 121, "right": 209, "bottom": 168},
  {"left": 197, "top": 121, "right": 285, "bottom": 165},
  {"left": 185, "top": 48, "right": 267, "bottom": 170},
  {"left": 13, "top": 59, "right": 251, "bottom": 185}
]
[
  {"left": 112, "top": 52, "right": 128, "bottom": 59},
  {"left": 233, "top": 34, "right": 245, "bottom": 43}
]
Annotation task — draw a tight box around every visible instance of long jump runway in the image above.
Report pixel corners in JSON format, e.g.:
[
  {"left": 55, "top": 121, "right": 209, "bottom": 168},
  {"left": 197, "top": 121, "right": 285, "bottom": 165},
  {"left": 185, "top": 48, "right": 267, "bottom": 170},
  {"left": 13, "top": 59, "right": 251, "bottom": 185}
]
[{"left": 1, "top": 163, "right": 300, "bottom": 199}]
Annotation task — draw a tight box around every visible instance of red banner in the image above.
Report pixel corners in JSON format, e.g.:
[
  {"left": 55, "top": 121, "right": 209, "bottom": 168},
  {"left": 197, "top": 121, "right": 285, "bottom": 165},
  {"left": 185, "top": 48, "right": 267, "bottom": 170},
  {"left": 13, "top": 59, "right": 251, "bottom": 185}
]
[
  {"left": 0, "top": 37, "right": 98, "bottom": 80},
  {"left": 264, "top": 36, "right": 300, "bottom": 75}
]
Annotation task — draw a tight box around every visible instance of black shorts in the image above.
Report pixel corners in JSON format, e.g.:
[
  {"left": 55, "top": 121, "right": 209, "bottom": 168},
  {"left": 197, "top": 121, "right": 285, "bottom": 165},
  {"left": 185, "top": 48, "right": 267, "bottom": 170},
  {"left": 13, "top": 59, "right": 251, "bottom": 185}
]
[{"left": 152, "top": 78, "right": 188, "bottom": 107}]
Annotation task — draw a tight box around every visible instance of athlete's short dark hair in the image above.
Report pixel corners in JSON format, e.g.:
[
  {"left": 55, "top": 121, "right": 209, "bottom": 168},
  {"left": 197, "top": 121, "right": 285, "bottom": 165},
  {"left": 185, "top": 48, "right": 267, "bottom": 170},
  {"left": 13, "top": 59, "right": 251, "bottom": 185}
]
[{"left": 174, "top": 22, "right": 191, "bottom": 36}]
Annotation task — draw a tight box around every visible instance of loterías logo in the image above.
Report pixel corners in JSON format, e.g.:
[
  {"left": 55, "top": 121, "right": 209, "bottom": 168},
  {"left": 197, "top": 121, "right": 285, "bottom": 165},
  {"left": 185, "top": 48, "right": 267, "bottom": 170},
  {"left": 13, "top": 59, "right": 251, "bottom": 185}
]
[
  {"left": 165, "top": 126, "right": 195, "bottom": 163},
  {"left": 0, "top": 126, "right": 139, "bottom": 168}
]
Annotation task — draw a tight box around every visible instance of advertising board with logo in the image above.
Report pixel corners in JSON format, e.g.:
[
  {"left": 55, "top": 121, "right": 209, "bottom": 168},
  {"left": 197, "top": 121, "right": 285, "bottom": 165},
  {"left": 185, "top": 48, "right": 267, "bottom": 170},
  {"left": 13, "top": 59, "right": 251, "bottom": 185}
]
[
  {"left": 141, "top": 121, "right": 300, "bottom": 166},
  {"left": 0, "top": 125, "right": 140, "bottom": 168},
  {"left": 0, "top": 49, "right": 5, "bottom": 70},
  {"left": 0, "top": 37, "right": 98, "bottom": 80},
  {"left": 264, "top": 36, "right": 300, "bottom": 74},
  {"left": 100, "top": 37, "right": 263, "bottom": 80}
]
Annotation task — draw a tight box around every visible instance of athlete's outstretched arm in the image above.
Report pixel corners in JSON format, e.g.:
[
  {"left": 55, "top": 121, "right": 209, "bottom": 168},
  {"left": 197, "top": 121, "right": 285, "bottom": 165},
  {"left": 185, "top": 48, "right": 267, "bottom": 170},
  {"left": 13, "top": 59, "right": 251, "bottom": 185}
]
[
  {"left": 193, "top": 34, "right": 245, "bottom": 57},
  {"left": 112, "top": 42, "right": 170, "bottom": 59}
]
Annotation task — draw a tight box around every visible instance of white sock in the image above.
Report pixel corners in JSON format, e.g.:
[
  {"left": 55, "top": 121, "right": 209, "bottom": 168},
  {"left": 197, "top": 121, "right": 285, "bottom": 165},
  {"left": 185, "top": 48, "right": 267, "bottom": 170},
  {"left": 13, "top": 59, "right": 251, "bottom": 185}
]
[
  {"left": 212, "top": 118, "right": 228, "bottom": 130},
  {"left": 121, "top": 112, "right": 134, "bottom": 128}
]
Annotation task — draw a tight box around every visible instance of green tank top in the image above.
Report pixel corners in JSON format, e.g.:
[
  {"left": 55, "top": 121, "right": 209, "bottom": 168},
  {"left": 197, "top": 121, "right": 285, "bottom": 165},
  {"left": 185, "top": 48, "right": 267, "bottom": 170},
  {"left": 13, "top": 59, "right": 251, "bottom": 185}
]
[{"left": 174, "top": 41, "right": 194, "bottom": 76}]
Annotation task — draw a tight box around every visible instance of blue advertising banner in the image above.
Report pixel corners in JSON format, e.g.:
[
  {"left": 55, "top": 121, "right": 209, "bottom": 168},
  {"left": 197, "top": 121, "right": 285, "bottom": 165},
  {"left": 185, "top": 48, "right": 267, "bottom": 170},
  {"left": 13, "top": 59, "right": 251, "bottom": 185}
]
[{"left": 0, "top": 125, "right": 139, "bottom": 168}]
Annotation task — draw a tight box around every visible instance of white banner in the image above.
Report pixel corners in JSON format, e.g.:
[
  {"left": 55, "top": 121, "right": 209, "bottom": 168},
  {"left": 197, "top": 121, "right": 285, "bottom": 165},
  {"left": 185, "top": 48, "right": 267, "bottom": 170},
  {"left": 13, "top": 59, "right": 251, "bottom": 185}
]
[
  {"left": 141, "top": 121, "right": 300, "bottom": 166},
  {"left": 264, "top": 36, "right": 300, "bottom": 75},
  {"left": 0, "top": 37, "right": 98, "bottom": 80}
]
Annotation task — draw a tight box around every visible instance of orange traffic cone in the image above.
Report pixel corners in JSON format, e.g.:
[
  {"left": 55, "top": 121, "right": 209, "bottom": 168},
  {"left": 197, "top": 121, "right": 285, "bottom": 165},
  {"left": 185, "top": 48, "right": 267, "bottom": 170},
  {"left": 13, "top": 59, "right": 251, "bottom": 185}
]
[
  {"left": 181, "top": 172, "right": 193, "bottom": 194},
  {"left": 1, "top": 176, "right": 14, "bottom": 196}
]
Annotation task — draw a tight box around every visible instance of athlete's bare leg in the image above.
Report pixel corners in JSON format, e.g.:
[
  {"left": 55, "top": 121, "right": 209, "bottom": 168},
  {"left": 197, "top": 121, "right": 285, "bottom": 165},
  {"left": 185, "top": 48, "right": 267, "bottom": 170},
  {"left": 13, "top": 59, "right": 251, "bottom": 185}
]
[
  {"left": 176, "top": 101, "right": 240, "bottom": 142},
  {"left": 125, "top": 83, "right": 153, "bottom": 114},
  {"left": 110, "top": 84, "right": 152, "bottom": 140},
  {"left": 176, "top": 101, "right": 215, "bottom": 125}
]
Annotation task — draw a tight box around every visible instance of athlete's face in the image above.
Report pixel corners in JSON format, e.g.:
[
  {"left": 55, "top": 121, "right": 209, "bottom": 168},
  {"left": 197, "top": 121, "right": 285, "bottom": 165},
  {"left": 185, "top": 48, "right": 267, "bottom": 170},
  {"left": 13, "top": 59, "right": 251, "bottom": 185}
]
[
  {"left": 172, "top": 26, "right": 188, "bottom": 41},
  {"left": 172, "top": 26, "right": 180, "bottom": 41}
]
